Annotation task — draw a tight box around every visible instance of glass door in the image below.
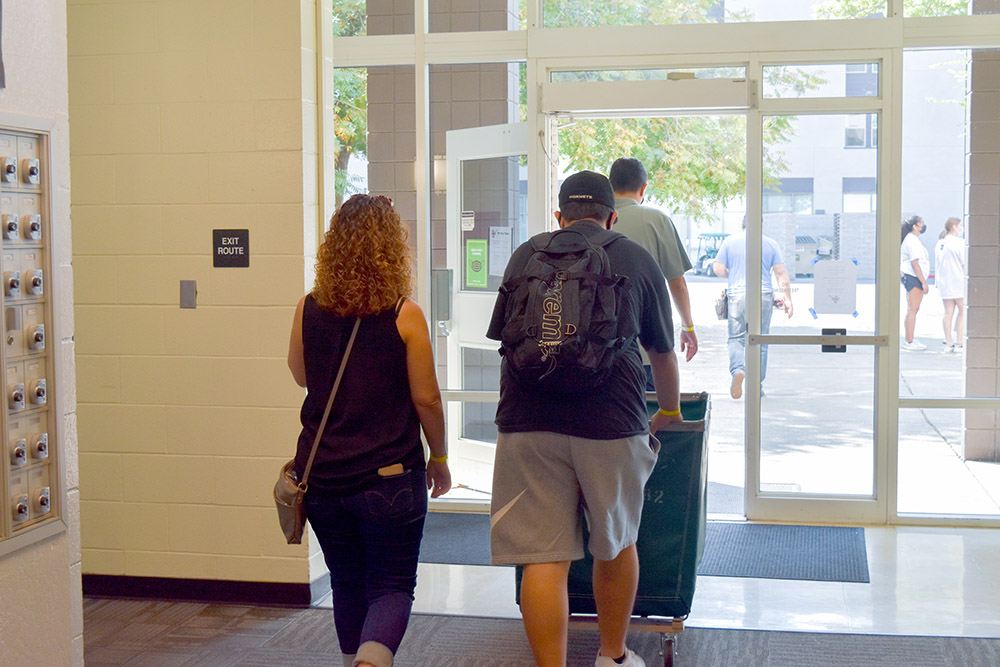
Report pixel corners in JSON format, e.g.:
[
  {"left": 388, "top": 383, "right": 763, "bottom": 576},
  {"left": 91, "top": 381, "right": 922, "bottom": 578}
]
[
  {"left": 744, "top": 58, "right": 890, "bottom": 523},
  {"left": 436, "top": 123, "right": 529, "bottom": 508}
]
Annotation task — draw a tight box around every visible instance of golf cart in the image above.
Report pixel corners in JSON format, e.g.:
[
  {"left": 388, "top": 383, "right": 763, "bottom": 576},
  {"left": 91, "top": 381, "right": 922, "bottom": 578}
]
[{"left": 693, "top": 232, "right": 729, "bottom": 275}]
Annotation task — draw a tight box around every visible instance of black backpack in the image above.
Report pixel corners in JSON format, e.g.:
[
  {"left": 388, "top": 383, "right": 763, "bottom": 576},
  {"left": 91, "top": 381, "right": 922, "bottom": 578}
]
[{"left": 495, "top": 227, "right": 635, "bottom": 393}]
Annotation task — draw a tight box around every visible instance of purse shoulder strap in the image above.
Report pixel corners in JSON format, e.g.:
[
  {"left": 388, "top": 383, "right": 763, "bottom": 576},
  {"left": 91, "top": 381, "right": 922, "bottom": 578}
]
[{"left": 299, "top": 316, "right": 361, "bottom": 489}]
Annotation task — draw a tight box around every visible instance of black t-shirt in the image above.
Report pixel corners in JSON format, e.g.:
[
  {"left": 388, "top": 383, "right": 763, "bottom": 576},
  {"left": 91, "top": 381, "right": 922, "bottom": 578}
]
[{"left": 487, "top": 220, "right": 675, "bottom": 439}]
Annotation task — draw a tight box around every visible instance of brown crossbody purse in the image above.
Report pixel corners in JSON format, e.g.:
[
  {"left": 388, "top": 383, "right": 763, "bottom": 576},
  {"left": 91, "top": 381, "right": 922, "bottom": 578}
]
[{"left": 274, "top": 316, "right": 361, "bottom": 544}]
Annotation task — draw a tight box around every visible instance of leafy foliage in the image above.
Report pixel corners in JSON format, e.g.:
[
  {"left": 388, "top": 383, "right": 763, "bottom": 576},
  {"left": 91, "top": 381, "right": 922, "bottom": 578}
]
[
  {"left": 815, "top": 0, "right": 970, "bottom": 18},
  {"left": 559, "top": 115, "right": 793, "bottom": 224},
  {"left": 332, "top": 1, "right": 368, "bottom": 206},
  {"left": 542, "top": 0, "right": 737, "bottom": 27},
  {"left": 543, "top": 2, "right": 818, "bottom": 223}
]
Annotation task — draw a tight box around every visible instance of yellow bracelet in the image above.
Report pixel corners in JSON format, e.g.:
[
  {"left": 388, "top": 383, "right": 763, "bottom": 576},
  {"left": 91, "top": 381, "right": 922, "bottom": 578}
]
[
  {"left": 657, "top": 407, "right": 681, "bottom": 417},
  {"left": 428, "top": 452, "right": 448, "bottom": 463},
  {"left": 682, "top": 326, "right": 694, "bottom": 332}
]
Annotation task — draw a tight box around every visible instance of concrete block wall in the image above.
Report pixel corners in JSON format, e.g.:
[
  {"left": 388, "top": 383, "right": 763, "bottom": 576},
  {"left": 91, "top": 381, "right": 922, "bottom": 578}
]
[
  {"left": 0, "top": 2, "right": 82, "bottom": 665},
  {"left": 68, "top": 0, "right": 318, "bottom": 586},
  {"left": 965, "top": 47, "right": 1000, "bottom": 462},
  {"left": 762, "top": 213, "right": 876, "bottom": 281}
]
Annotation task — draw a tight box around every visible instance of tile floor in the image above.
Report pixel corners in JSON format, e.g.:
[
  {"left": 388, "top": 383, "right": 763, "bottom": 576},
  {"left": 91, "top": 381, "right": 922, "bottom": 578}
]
[{"left": 387, "top": 525, "right": 1000, "bottom": 638}]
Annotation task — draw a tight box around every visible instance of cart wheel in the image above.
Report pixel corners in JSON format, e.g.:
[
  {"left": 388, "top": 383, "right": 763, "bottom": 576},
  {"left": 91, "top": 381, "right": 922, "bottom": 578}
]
[{"left": 663, "top": 637, "right": 674, "bottom": 667}]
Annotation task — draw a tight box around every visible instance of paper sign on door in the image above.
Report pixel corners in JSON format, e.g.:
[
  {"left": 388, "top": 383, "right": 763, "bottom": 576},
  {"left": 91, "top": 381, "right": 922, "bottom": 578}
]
[{"left": 466, "top": 240, "right": 487, "bottom": 288}]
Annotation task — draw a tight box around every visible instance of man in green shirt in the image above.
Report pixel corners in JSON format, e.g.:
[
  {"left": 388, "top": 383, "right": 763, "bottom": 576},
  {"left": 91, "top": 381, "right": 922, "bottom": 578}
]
[{"left": 610, "top": 158, "right": 698, "bottom": 387}]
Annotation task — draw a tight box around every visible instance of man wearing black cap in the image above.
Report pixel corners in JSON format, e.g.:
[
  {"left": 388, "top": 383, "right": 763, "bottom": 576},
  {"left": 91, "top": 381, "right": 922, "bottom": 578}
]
[{"left": 487, "top": 171, "right": 681, "bottom": 667}]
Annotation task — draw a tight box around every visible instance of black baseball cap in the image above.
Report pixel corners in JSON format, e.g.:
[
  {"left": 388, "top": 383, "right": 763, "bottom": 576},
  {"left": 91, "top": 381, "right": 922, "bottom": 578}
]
[{"left": 558, "top": 170, "right": 616, "bottom": 210}]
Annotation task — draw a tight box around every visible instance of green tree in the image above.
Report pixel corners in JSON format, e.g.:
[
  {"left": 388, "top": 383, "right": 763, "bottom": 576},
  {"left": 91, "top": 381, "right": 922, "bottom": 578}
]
[
  {"left": 332, "top": 1, "right": 368, "bottom": 207},
  {"left": 815, "top": 0, "right": 969, "bottom": 18},
  {"left": 542, "top": 0, "right": 746, "bottom": 28},
  {"left": 542, "top": 1, "right": 816, "bottom": 223}
]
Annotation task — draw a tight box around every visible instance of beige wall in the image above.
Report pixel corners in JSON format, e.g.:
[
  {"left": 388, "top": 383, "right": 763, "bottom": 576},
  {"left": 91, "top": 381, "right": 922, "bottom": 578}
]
[
  {"left": 0, "top": 1, "right": 82, "bottom": 665},
  {"left": 966, "top": 47, "right": 1000, "bottom": 461},
  {"left": 68, "top": 1, "right": 319, "bottom": 586}
]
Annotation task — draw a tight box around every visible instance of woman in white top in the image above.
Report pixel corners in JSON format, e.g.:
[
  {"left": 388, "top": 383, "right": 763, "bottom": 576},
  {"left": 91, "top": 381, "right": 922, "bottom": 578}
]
[
  {"left": 934, "top": 217, "right": 966, "bottom": 352},
  {"left": 900, "top": 215, "right": 929, "bottom": 351}
]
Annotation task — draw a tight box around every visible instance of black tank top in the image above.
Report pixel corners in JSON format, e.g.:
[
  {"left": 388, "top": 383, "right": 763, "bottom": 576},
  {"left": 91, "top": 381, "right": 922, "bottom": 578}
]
[{"left": 295, "top": 295, "right": 424, "bottom": 496}]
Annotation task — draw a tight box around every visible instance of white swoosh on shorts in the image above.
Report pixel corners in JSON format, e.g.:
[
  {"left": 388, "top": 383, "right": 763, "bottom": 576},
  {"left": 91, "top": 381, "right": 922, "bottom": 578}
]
[{"left": 490, "top": 489, "right": 527, "bottom": 528}]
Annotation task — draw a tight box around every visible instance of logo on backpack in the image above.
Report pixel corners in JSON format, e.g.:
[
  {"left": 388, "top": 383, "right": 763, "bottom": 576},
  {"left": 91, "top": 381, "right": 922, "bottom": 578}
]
[{"left": 492, "top": 228, "right": 636, "bottom": 393}]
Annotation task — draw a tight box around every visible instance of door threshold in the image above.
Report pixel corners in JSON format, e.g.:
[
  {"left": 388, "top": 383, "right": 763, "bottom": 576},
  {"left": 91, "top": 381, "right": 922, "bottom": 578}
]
[{"left": 429, "top": 497, "right": 491, "bottom": 513}]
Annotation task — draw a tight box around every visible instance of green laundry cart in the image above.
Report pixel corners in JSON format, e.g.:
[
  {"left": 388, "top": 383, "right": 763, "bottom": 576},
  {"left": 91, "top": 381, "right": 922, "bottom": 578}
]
[{"left": 515, "top": 391, "right": 711, "bottom": 667}]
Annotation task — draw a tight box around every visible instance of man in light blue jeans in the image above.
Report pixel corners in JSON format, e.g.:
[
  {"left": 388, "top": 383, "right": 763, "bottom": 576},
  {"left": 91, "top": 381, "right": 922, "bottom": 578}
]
[{"left": 714, "top": 219, "right": 793, "bottom": 399}]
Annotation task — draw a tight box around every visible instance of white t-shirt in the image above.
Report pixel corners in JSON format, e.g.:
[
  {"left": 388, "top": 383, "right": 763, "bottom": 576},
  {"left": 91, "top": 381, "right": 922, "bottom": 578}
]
[
  {"left": 934, "top": 234, "right": 966, "bottom": 299},
  {"left": 900, "top": 233, "right": 929, "bottom": 278}
]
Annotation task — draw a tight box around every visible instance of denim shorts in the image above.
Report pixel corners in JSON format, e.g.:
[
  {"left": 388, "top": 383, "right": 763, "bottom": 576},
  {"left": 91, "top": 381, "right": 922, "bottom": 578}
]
[{"left": 901, "top": 273, "right": 923, "bottom": 292}]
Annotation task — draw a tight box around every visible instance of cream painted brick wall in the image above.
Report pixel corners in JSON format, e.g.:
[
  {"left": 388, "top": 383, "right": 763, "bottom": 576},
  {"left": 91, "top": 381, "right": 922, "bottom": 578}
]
[
  {"left": 0, "top": 1, "right": 82, "bottom": 663},
  {"left": 69, "top": 0, "right": 318, "bottom": 587},
  {"left": 965, "top": 48, "right": 1000, "bottom": 461}
]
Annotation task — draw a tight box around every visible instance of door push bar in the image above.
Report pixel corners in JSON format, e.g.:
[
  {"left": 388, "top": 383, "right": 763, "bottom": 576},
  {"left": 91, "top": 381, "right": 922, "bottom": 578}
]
[{"left": 748, "top": 332, "right": 889, "bottom": 353}]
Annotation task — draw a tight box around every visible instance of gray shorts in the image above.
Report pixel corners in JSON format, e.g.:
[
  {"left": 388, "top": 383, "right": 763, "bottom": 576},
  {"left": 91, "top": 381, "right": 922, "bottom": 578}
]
[{"left": 490, "top": 431, "right": 659, "bottom": 564}]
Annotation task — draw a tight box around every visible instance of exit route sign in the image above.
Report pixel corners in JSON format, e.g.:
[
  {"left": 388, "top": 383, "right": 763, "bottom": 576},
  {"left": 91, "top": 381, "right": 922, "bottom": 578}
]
[{"left": 213, "top": 229, "right": 249, "bottom": 268}]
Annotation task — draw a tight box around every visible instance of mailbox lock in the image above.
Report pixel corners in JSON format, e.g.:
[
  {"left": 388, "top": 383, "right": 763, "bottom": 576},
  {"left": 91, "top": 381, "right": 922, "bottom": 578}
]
[
  {"left": 13, "top": 494, "right": 29, "bottom": 522},
  {"left": 27, "top": 270, "right": 43, "bottom": 296},
  {"left": 3, "top": 214, "right": 18, "bottom": 240},
  {"left": 1, "top": 157, "right": 15, "bottom": 183},
  {"left": 22, "top": 159, "right": 40, "bottom": 185},
  {"left": 6, "top": 333, "right": 13, "bottom": 347},
  {"left": 29, "top": 379, "right": 46, "bottom": 405},
  {"left": 34, "top": 487, "right": 51, "bottom": 514},
  {"left": 29, "top": 324, "right": 45, "bottom": 351},
  {"left": 9, "top": 382, "right": 25, "bottom": 411},
  {"left": 32, "top": 433, "right": 48, "bottom": 459},
  {"left": 5, "top": 271, "right": 21, "bottom": 298},
  {"left": 26, "top": 214, "right": 42, "bottom": 240},
  {"left": 10, "top": 438, "right": 27, "bottom": 466}
]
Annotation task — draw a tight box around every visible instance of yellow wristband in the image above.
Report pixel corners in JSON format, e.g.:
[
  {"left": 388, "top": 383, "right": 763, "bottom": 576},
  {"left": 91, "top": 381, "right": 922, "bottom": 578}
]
[
  {"left": 682, "top": 326, "right": 694, "bottom": 332},
  {"left": 428, "top": 452, "right": 448, "bottom": 463},
  {"left": 657, "top": 407, "right": 681, "bottom": 417}
]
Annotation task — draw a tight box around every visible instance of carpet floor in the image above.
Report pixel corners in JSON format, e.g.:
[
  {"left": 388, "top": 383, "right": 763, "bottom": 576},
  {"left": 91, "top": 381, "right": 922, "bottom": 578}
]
[{"left": 84, "top": 598, "right": 1000, "bottom": 667}]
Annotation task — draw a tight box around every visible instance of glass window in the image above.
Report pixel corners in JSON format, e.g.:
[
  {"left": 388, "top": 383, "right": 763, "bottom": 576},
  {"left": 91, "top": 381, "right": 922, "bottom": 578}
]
[
  {"left": 904, "top": 0, "right": 996, "bottom": 17},
  {"left": 543, "top": 1, "right": 888, "bottom": 27},
  {"left": 844, "top": 177, "right": 877, "bottom": 213},
  {"left": 550, "top": 66, "right": 747, "bottom": 83},
  {"left": 333, "top": 0, "right": 414, "bottom": 36},
  {"left": 764, "top": 193, "right": 793, "bottom": 213},
  {"left": 763, "top": 177, "right": 814, "bottom": 215},
  {"left": 763, "top": 63, "right": 879, "bottom": 99},
  {"left": 431, "top": 0, "right": 522, "bottom": 32},
  {"left": 334, "top": 66, "right": 416, "bottom": 222},
  {"left": 899, "top": 49, "right": 996, "bottom": 397},
  {"left": 844, "top": 114, "right": 875, "bottom": 148},
  {"left": 898, "top": 408, "right": 1000, "bottom": 517},
  {"left": 844, "top": 193, "right": 876, "bottom": 213},
  {"left": 556, "top": 115, "right": 747, "bottom": 228}
]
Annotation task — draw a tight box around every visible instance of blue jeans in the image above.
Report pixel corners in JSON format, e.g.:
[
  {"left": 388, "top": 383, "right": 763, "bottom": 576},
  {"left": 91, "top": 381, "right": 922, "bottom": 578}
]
[
  {"left": 727, "top": 293, "right": 774, "bottom": 382},
  {"left": 306, "top": 468, "right": 427, "bottom": 660}
]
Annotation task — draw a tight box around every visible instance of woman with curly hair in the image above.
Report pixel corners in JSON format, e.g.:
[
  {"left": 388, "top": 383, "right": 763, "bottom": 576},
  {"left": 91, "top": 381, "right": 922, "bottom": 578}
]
[{"left": 287, "top": 194, "right": 450, "bottom": 667}]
